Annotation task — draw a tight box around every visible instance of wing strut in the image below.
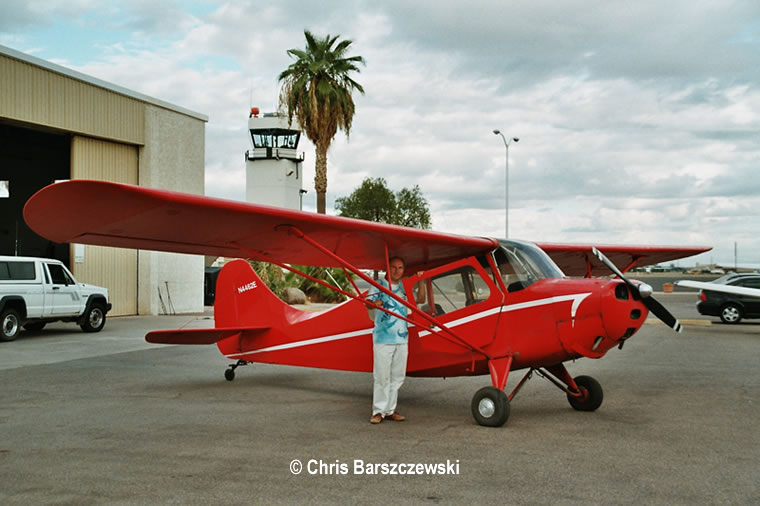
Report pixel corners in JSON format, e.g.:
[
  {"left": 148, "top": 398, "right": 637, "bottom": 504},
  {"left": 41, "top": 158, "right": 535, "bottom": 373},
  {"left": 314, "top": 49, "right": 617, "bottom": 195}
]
[{"left": 233, "top": 226, "right": 494, "bottom": 360}]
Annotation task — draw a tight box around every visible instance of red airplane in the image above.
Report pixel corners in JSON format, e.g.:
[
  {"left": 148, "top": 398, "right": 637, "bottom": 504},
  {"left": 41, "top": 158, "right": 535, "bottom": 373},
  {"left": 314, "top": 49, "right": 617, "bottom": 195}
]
[{"left": 24, "top": 181, "right": 709, "bottom": 427}]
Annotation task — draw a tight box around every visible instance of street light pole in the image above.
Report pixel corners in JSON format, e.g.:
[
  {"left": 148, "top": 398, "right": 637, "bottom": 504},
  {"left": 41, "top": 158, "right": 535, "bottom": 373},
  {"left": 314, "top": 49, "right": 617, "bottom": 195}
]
[{"left": 493, "top": 130, "right": 519, "bottom": 238}]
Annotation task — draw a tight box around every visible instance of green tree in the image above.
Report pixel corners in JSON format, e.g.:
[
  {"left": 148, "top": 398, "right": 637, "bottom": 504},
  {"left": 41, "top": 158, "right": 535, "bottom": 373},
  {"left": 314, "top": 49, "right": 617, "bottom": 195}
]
[
  {"left": 249, "top": 261, "right": 353, "bottom": 303},
  {"left": 333, "top": 177, "right": 396, "bottom": 223},
  {"left": 394, "top": 185, "right": 431, "bottom": 229},
  {"left": 278, "top": 31, "right": 365, "bottom": 214},
  {"left": 284, "top": 265, "right": 355, "bottom": 303},
  {"left": 335, "top": 177, "right": 432, "bottom": 229}
]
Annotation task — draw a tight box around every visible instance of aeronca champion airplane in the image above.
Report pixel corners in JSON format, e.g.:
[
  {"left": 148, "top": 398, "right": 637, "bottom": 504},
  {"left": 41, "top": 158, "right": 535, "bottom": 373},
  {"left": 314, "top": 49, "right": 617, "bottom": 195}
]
[{"left": 24, "top": 181, "right": 710, "bottom": 427}]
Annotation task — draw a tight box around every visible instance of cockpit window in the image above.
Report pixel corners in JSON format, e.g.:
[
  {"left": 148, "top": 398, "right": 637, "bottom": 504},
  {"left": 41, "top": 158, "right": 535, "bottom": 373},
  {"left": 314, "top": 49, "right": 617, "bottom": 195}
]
[
  {"left": 486, "top": 240, "right": 564, "bottom": 292},
  {"left": 421, "top": 265, "right": 491, "bottom": 316}
]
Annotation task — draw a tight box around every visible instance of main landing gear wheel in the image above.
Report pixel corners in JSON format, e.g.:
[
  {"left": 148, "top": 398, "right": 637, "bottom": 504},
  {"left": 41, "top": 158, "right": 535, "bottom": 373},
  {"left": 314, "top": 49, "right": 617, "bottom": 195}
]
[
  {"left": 471, "top": 386, "right": 511, "bottom": 427},
  {"left": 567, "top": 375, "right": 603, "bottom": 412}
]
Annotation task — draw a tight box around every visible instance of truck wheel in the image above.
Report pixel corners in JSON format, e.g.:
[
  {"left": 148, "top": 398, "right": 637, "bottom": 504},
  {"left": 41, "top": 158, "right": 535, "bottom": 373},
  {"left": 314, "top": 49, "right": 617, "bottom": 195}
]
[
  {"left": 1, "top": 308, "right": 21, "bottom": 342},
  {"left": 81, "top": 304, "right": 106, "bottom": 333}
]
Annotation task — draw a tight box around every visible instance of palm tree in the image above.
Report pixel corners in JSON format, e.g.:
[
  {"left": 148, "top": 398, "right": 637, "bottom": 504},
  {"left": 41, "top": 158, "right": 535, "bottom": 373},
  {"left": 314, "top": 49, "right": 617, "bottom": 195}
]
[{"left": 278, "top": 31, "right": 365, "bottom": 214}]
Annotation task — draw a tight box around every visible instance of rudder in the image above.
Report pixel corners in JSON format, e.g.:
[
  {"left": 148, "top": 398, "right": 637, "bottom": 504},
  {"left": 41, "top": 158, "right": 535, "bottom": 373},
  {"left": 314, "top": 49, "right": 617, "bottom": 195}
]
[{"left": 214, "top": 259, "right": 284, "bottom": 329}]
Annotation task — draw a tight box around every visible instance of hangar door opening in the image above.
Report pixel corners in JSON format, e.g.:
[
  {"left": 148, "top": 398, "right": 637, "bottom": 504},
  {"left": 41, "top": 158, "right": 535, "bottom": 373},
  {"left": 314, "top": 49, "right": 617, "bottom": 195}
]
[
  {"left": 0, "top": 123, "right": 70, "bottom": 262},
  {"left": 70, "top": 136, "right": 139, "bottom": 316}
]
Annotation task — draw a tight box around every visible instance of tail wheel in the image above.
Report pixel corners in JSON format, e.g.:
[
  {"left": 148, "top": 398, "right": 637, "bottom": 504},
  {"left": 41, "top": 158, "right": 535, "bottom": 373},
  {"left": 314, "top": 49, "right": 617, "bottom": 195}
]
[
  {"left": 471, "top": 386, "right": 510, "bottom": 427},
  {"left": 567, "top": 375, "right": 603, "bottom": 412},
  {"left": 1, "top": 308, "right": 21, "bottom": 342}
]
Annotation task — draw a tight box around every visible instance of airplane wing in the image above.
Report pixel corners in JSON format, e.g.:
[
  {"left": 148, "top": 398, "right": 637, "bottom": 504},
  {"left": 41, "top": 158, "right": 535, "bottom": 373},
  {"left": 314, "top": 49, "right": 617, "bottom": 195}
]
[
  {"left": 23, "top": 180, "right": 498, "bottom": 272},
  {"left": 674, "top": 280, "right": 760, "bottom": 298},
  {"left": 536, "top": 242, "right": 711, "bottom": 277}
]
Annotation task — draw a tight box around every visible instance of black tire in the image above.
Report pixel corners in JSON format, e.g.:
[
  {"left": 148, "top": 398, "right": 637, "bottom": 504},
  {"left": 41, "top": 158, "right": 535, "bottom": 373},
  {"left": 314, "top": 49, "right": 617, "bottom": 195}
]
[
  {"left": 80, "top": 304, "right": 106, "bottom": 333},
  {"left": 1, "top": 308, "right": 21, "bottom": 342},
  {"left": 567, "top": 375, "right": 604, "bottom": 412},
  {"left": 224, "top": 368, "right": 236, "bottom": 381},
  {"left": 471, "top": 386, "right": 510, "bottom": 427},
  {"left": 719, "top": 303, "right": 743, "bottom": 324},
  {"left": 23, "top": 322, "right": 46, "bottom": 331}
]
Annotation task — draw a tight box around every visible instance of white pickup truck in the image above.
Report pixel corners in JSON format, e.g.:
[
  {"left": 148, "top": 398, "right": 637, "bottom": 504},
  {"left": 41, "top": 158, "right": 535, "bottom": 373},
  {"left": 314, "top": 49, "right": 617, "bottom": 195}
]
[{"left": 0, "top": 256, "right": 112, "bottom": 341}]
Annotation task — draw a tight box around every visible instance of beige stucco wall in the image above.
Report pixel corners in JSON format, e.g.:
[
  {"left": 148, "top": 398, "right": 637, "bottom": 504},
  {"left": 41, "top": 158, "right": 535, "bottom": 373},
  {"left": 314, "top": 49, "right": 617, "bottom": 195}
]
[
  {"left": 138, "top": 104, "right": 206, "bottom": 315},
  {"left": 1, "top": 45, "right": 207, "bottom": 316}
]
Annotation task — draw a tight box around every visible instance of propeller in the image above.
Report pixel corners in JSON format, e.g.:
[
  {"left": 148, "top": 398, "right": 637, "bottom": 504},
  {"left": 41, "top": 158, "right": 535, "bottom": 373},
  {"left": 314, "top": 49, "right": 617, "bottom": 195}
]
[{"left": 592, "top": 247, "right": 683, "bottom": 333}]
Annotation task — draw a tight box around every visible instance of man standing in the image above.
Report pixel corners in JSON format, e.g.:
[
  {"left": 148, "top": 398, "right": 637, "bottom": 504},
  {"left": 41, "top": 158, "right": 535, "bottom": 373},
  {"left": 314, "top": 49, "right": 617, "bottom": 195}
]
[{"left": 366, "top": 256, "right": 409, "bottom": 424}]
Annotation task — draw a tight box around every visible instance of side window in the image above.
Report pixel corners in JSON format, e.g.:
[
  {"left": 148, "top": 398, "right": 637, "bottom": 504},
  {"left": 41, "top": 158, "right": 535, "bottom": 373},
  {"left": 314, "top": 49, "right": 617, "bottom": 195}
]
[
  {"left": 740, "top": 279, "right": 760, "bottom": 290},
  {"left": 493, "top": 247, "right": 534, "bottom": 292},
  {"left": 47, "top": 264, "right": 73, "bottom": 285},
  {"left": 0, "top": 261, "right": 36, "bottom": 280},
  {"left": 423, "top": 266, "right": 491, "bottom": 316}
]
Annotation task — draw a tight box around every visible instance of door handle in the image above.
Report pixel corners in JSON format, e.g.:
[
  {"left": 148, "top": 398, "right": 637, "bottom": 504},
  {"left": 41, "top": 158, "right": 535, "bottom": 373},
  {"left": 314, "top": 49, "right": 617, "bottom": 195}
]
[{"left": 52, "top": 286, "right": 60, "bottom": 290}]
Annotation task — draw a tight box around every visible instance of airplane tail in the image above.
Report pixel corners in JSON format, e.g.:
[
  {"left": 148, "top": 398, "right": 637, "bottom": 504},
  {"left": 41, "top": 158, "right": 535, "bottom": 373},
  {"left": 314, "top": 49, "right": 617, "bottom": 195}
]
[
  {"left": 213, "top": 259, "right": 285, "bottom": 329},
  {"left": 146, "top": 259, "right": 281, "bottom": 345}
]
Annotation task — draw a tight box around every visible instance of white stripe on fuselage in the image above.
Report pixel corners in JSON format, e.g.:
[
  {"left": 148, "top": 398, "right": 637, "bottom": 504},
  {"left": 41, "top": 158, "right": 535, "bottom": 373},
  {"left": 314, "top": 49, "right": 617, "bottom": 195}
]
[
  {"left": 417, "top": 292, "right": 592, "bottom": 337},
  {"left": 226, "top": 292, "right": 592, "bottom": 358},
  {"left": 226, "top": 328, "right": 372, "bottom": 359}
]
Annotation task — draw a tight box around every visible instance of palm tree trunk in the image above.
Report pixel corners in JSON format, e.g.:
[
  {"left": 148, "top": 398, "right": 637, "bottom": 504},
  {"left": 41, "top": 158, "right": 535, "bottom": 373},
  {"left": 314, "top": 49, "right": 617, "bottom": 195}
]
[{"left": 315, "top": 144, "right": 328, "bottom": 214}]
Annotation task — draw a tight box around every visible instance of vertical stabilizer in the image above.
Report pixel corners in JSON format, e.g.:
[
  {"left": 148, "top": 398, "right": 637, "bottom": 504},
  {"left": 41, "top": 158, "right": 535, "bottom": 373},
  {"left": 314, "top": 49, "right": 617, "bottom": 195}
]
[{"left": 213, "top": 259, "right": 283, "bottom": 329}]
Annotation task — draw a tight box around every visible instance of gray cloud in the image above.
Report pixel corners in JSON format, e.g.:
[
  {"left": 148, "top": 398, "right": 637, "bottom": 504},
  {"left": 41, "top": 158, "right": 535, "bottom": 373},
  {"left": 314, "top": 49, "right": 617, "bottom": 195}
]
[{"left": 2, "top": 0, "right": 759, "bottom": 265}]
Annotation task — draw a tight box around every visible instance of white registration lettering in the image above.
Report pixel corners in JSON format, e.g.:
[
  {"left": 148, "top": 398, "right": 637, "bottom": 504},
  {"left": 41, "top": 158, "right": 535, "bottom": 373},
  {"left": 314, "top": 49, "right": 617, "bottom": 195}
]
[{"left": 237, "top": 281, "right": 258, "bottom": 294}]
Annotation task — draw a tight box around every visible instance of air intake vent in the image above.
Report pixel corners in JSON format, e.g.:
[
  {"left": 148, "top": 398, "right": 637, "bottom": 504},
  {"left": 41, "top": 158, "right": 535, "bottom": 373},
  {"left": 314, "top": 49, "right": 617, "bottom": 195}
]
[{"left": 615, "top": 283, "right": 629, "bottom": 300}]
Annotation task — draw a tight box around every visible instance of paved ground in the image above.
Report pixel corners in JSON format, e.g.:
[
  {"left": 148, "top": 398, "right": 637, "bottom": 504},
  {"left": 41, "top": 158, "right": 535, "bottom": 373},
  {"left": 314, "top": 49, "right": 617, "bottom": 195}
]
[{"left": 1, "top": 294, "right": 758, "bottom": 504}]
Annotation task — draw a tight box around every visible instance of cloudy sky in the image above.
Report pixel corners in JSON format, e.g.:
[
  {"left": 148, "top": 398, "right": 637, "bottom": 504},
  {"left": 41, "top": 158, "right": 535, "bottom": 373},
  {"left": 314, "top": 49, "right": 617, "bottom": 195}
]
[{"left": 2, "top": 0, "right": 759, "bottom": 267}]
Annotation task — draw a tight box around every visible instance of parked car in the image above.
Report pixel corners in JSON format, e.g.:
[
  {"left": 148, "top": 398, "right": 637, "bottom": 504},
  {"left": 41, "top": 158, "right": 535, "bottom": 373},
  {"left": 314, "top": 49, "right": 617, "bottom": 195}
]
[
  {"left": 696, "top": 274, "right": 760, "bottom": 324},
  {"left": 0, "top": 256, "right": 112, "bottom": 341}
]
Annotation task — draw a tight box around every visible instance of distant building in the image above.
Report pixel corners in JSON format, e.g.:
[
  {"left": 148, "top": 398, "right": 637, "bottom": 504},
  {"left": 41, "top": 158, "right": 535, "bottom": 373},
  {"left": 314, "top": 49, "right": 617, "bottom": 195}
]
[
  {"left": 0, "top": 44, "right": 207, "bottom": 316},
  {"left": 245, "top": 108, "right": 305, "bottom": 210}
]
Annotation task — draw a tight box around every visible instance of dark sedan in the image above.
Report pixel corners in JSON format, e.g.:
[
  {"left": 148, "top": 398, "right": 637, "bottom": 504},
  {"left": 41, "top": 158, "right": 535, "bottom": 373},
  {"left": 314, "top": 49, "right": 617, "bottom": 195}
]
[{"left": 696, "top": 274, "right": 760, "bottom": 323}]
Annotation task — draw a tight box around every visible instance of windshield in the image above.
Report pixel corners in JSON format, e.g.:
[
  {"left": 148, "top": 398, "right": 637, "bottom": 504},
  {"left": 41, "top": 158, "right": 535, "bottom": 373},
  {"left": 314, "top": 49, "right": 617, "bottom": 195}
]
[{"left": 487, "top": 240, "right": 564, "bottom": 292}]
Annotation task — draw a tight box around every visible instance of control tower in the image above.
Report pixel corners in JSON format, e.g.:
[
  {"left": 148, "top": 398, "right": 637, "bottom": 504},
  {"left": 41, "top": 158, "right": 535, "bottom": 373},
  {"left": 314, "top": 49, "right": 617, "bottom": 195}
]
[{"left": 245, "top": 107, "right": 305, "bottom": 209}]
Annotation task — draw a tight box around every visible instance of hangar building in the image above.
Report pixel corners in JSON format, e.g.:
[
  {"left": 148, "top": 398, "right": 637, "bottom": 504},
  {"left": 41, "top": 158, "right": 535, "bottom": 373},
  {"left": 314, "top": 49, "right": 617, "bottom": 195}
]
[{"left": 0, "top": 44, "right": 207, "bottom": 316}]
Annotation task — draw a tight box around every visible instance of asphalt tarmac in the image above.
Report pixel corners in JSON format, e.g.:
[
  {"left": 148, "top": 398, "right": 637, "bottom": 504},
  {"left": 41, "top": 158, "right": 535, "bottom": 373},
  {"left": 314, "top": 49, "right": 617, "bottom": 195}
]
[{"left": 1, "top": 294, "right": 758, "bottom": 504}]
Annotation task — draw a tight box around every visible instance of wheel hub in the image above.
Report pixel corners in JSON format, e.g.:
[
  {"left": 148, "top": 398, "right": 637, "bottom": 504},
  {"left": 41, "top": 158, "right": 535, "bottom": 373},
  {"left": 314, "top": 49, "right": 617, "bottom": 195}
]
[
  {"left": 90, "top": 310, "right": 103, "bottom": 327},
  {"left": 478, "top": 398, "right": 496, "bottom": 418},
  {"left": 4, "top": 315, "right": 18, "bottom": 334}
]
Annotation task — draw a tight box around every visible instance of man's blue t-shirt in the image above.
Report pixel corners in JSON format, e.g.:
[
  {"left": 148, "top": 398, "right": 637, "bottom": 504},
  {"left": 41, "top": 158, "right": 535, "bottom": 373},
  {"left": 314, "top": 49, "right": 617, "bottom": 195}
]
[{"left": 367, "top": 279, "right": 409, "bottom": 344}]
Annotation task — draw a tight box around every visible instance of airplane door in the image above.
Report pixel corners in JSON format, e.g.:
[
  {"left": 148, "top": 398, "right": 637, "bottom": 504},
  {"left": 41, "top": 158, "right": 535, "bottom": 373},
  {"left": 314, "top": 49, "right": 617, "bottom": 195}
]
[
  {"left": 404, "top": 257, "right": 502, "bottom": 354},
  {"left": 44, "top": 263, "right": 83, "bottom": 316}
]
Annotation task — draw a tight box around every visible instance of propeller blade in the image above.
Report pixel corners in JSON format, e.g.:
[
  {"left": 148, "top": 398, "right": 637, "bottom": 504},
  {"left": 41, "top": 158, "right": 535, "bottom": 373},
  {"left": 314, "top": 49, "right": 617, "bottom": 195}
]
[
  {"left": 591, "top": 247, "right": 626, "bottom": 280},
  {"left": 642, "top": 296, "right": 683, "bottom": 333},
  {"left": 591, "top": 247, "right": 683, "bottom": 333}
]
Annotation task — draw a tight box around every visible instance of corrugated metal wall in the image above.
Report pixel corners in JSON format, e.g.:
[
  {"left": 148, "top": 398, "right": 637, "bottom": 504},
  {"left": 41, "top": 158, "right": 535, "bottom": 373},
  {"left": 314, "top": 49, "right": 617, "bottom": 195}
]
[
  {"left": 0, "top": 53, "right": 144, "bottom": 145},
  {"left": 70, "top": 136, "right": 139, "bottom": 316}
]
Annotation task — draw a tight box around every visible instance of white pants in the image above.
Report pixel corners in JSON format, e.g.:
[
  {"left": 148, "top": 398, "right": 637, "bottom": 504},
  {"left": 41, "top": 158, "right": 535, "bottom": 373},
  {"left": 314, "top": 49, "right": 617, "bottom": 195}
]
[{"left": 372, "top": 343, "right": 408, "bottom": 416}]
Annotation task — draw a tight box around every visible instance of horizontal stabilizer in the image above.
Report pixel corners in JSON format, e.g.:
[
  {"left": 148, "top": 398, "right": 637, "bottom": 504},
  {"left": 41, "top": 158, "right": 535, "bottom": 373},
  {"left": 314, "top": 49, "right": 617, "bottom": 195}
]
[{"left": 145, "top": 327, "right": 264, "bottom": 345}]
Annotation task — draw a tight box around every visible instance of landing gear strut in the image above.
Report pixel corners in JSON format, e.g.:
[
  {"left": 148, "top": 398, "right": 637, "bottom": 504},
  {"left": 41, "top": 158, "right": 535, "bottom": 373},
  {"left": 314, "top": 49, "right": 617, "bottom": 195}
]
[
  {"left": 566, "top": 375, "right": 603, "bottom": 411},
  {"left": 224, "top": 360, "right": 248, "bottom": 381},
  {"left": 531, "top": 365, "right": 604, "bottom": 412}
]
